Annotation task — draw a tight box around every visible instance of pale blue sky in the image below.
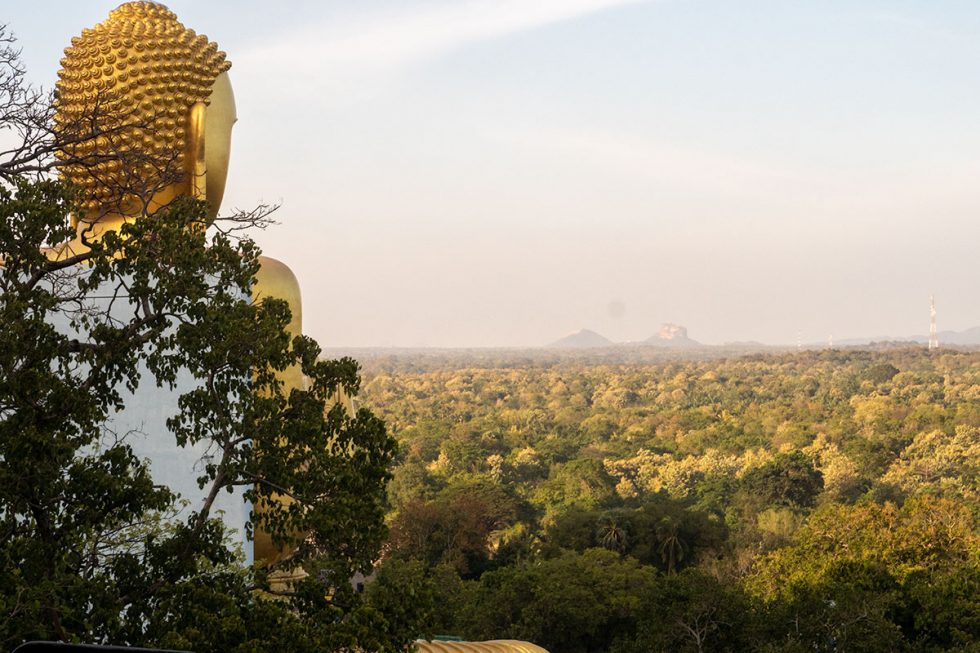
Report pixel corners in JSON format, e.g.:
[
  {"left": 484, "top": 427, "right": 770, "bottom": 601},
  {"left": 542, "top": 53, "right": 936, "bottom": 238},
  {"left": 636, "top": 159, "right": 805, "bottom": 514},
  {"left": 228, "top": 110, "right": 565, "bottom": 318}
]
[{"left": 7, "top": 1, "right": 980, "bottom": 346}]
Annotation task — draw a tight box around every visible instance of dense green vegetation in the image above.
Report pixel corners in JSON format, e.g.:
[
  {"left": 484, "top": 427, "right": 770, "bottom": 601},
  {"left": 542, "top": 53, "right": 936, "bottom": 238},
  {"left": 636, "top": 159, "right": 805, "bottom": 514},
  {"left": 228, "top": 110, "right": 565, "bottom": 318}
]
[
  {"left": 0, "top": 180, "right": 413, "bottom": 651},
  {"left": 0, "top": 33, "right": 416, "bottom": 651},
  {"left": 360, "top": 348, "right": 980, "bottom": 652}
]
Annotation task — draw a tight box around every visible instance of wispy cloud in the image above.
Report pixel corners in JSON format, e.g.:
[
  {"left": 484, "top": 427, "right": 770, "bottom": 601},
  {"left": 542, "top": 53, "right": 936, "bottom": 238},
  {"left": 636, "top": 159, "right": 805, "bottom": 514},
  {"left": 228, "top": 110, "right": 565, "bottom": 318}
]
[{"left": 237, "top": 0, "right": 650, "bottom": 81}]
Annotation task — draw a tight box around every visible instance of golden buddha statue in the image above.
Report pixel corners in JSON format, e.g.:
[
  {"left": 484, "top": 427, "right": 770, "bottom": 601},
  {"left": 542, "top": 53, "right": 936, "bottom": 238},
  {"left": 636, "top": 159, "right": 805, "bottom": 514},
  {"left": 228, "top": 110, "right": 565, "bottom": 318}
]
[
  {"left": 52, "top": 1, "right": 301, "bottom": 570},
  {"left": 45, "top": 8, "right": 552, "bottom": 651}
]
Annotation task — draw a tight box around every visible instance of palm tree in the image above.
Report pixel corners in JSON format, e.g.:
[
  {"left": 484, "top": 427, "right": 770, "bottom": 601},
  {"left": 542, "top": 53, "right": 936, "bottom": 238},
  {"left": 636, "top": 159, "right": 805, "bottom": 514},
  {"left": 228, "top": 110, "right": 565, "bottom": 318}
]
[
  {"left": 596, "top": 516, "right": 628, "bottom": 554},
  {"left": 656, "top": 516, "right": 687, "bottom": 574}
]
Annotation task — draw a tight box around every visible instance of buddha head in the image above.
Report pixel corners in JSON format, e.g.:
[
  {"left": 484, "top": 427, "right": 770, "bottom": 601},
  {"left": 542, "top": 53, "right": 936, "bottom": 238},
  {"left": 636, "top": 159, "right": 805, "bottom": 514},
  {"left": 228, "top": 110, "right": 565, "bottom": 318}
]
[{"left": 54, "top": 2, "right": 235, "bottom": 230}]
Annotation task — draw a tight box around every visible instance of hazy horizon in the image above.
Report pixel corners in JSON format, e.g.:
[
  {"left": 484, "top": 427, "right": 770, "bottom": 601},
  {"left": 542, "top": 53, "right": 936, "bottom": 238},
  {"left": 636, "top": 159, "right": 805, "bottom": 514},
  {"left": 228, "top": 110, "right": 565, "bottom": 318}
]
[{"left": 7, "top": 1, "right": 980, "bottom": 347}]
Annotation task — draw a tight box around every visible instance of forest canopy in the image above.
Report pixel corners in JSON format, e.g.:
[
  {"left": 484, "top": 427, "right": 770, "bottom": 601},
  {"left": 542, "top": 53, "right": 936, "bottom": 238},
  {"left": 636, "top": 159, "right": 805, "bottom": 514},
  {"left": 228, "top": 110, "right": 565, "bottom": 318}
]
[{"left": 361, "top": 347, "right": 980, "bottom": 652}]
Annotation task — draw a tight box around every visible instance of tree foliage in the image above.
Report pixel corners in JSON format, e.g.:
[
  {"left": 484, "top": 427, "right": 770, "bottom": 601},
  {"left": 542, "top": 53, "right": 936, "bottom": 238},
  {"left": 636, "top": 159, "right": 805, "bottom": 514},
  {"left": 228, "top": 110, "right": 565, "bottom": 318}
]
[
  {"left": 0, "top": 32, "right": 408, "bottom": 650},
  {"left": 0, "top": 175, "right": 408, "bottom": 651},
  {"left": 360, "top": 347, "right": 980, "bottom": 651}
]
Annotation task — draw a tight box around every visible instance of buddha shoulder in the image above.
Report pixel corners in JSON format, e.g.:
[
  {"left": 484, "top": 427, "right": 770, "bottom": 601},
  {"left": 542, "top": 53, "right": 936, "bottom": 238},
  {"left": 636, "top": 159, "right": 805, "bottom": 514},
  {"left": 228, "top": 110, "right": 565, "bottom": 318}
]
[{"left": 255, "top": 256, "right": 302, "bottom": 329}]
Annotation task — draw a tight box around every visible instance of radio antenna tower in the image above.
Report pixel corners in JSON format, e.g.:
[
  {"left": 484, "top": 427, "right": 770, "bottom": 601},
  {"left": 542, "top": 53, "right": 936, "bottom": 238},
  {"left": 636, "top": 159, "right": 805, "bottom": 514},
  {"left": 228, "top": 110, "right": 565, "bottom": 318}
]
[{"left": 928, "top": 295, "right": 939, "bottom": 350}]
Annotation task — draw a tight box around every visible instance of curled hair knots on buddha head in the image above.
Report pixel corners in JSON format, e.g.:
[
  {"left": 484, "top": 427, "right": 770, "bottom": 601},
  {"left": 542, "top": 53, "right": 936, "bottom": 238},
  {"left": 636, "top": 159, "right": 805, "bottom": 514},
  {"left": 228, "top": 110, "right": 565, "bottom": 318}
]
[{"left": 54, "top": 1, "right": 231, "bottom": 215}]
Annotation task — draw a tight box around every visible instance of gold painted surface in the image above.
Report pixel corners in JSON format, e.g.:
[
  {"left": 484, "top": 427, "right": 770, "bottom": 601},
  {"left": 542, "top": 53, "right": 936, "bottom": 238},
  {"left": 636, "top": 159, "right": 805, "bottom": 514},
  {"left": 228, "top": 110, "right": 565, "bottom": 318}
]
[
  {"left": 202, "top": 72, "right": 236, "bottom": 214},
  {"left": 252, "top": 255, "right": 304, "bottom": 570},
  {"left": 416, "top": 641, "right": 550, "bottom": 653},
  {"left": 50, "top": 2, "right": 304, "bottom": 572},
  {"left": 55, "top": 1, "right": 230, "bottom": 221},
  {"left": 250, "top": 257, "right": 352, "bottom": 575},
  {"left": 50, "top": 1, "right": 236, "bottom": 257}
]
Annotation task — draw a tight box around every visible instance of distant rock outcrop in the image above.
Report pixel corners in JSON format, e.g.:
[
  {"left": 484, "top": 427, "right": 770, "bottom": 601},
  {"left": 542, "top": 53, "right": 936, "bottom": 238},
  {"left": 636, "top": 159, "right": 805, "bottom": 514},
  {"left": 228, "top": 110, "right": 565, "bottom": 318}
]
[
  {"left": 548, "top": 329, "right": 613, "bottom": 349},
  {"left": 645, "top": 323, "right": 701, "bottom": 348}
]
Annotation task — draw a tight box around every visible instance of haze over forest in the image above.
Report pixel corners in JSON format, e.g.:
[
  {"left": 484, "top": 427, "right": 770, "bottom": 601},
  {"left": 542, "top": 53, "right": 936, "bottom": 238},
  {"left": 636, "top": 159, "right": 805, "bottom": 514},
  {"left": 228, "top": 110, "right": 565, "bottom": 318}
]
[
  {"left": 2, "top": 3, "right": 978, "bottom": 650},
  {"left": 7, "top": 0, "right": 980, "bottom": 347}
]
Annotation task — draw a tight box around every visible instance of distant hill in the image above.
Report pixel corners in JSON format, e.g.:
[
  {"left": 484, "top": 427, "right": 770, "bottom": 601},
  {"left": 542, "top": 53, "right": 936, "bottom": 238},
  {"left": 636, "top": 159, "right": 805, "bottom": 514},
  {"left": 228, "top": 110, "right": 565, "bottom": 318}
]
[
  {"left": 644, "top": 323, "right": 701, "bottom": 348},
  {"left": 834, "top": 326, "right": 980, "bottom": 347},
  {"left": 722, "top": 340, "right": 770, "bottom": 349},
  {"left": 931, "top": 326, "right": 980, "bottom": 346},
  {"left": 547, "top": 329, "right": 613, "bottom": 349}
]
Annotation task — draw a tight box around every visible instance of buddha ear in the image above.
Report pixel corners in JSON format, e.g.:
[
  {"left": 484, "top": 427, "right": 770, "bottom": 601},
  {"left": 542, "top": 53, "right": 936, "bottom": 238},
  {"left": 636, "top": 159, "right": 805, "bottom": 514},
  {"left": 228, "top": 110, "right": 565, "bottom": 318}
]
[{"left": 187, "top": 101, "right": 207, "bottom": 201}]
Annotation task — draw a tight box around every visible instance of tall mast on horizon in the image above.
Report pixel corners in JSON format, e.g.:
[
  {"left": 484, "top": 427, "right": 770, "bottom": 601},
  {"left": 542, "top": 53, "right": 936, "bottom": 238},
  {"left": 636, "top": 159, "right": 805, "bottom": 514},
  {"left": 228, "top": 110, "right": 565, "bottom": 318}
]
[{"left": 928, "top": 295, "right": 939, "bottom": 350}]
